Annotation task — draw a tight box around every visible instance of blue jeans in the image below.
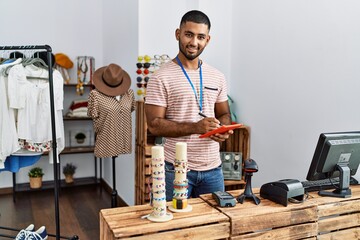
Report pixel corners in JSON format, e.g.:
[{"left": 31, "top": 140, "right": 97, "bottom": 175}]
[{"left": 164, "top": 161, "right": 224, "bottom": 201}]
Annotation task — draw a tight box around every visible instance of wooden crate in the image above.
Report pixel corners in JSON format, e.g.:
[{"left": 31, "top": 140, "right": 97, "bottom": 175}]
[
  {"left": 100, "top": 198, "right": 230, "bottom": 240},
  {"left": 313, "top": 186, "right": 360, "bottom": 240},
  {"left": 220, "top": 125, "right": 250, "bottom": 158},
  {"left": 200, "top": 186, "right": 360, "bottom": 239},
  {"left": 221, "top": 126, "right": 250, "bottom": 191},
  {"left": 200, "top": 189, "right": 318, "bottom": 240},
  {"left": 135, "top": 100, "right": 251, "bottom": 204}
]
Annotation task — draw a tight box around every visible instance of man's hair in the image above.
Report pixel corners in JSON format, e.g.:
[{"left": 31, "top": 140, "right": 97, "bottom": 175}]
[{"left": 180, "top": 10, "right": 211, "bottom": 31}]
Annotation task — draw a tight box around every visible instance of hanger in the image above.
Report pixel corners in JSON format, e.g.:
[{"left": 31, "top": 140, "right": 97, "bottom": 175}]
[{"left": 23, "top": 57, "right": 48, "bottom": 69}]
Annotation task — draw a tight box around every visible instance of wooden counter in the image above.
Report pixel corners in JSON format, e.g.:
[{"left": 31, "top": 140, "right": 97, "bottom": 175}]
[
  {"left": 200, "top": 186, "right": 360, "bottom": 240},
  {"left": 100, "top": 185, "right": 360, "bottom": 240},
  {"left": 100, "top": 198, "right": 230, "bottom": 240}
]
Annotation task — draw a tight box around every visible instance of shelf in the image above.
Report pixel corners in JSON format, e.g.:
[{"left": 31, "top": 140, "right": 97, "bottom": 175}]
[
  {"left": 63, "top": 116, "right": 92, "bottom": 121},
  {"left": 225, "top": 179, "right": 246, "bottom": 191},
  {"left": 14, "top": 177, "right": 100, "bottom": 192},
  {"left": 63, "top": 84, "right": 94, "bottom": 88},
  {"left": 62, "top": 146, "right": 94, "bottom": 154},
  {"left": 225, "top": 179, "right": 245, "bottom": 186}
]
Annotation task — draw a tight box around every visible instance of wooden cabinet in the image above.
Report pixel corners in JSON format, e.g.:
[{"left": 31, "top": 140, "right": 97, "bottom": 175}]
[{"left": 135, "top": 101, "right": 250, "bottom": 205}]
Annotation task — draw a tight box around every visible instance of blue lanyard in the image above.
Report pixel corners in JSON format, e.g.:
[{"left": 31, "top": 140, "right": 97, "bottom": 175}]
[{"left": 176, "top": 56, "right": 203, "bottom": 113}]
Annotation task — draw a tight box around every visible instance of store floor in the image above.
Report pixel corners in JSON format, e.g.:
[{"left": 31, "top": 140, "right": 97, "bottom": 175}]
[{"left": 0, "top": 184, "right": 121, "bottom": 239}]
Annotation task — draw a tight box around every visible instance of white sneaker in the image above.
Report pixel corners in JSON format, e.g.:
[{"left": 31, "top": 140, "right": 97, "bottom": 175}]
[
  {"left": 15, "top": 224, "right": 35, "bottom": 240},
  {"left": 26, "top": 226, "right": 48, "bottom": 240}
]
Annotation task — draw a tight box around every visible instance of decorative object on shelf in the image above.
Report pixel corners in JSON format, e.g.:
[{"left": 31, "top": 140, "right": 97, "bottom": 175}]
[
  {"left": 65, "top": 99, "right": 88, "bottom": 118},
  {"left": 144, "top": 146, "right": 173, "bottom": 222},
  {"left": 136, "top": 54, "right": 170, "bottom": 100},
  {"left": 76, "top": 56, "right": 95, "bottom": 95},
  {"left": 63, "top": 163, "right": 77, "bottom": 184},
  {"left": 55, "top": 53, "right": 74, "bottom": 84},
  {"left": 75, "top": 133, "right": 86, "bottom": 144},
  {"left": 28, "top": 167, "right": 44, "bottom": 189},
  {"left": 68, "top": 129, "right": 93, "bottom": 147},
  {"left": 168, "top": 142, "right": 192, "bottom": 212}
]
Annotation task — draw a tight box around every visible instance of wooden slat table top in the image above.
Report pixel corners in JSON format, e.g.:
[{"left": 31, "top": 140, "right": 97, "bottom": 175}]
[
  {"left": 200, "top": 188, "right": 317, "bottom": 216},
  {"left": 201, "top": 188, "right": 318, "bottom": 236},
  {"left": 200, "top": 185, "right": 360, "bottom": 238},
  {"left": 100, "top": 198, "right": 229, "bottom": 239},
  {"left": 200, "top": 185, "right": 360, "bottom": 216},
  {"left": 307, "top": 184, "right": 360, "bottom": 205}
]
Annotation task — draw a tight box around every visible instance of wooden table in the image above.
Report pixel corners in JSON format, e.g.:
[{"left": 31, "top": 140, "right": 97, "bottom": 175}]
[
  {"left": 100, "top": 185, "right": 360, "bottom": 240},
  {"left": 200, "top": 186, "right": 360, "bottom": 240},
  {"left": 100, "top": 198, "right": 230, "bottom": 240}
]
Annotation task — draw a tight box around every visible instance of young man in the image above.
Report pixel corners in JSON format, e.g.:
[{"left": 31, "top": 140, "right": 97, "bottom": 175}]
[{"left": 145, "top": 10, "right": 233, "bottom": 201}]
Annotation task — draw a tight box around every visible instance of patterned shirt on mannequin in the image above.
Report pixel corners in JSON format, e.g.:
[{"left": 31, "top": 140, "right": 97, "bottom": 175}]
[{"left": 88, "top": 89, "right": 135, "bottom": 158}]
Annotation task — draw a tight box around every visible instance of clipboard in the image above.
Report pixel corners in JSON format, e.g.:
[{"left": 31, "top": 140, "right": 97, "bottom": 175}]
[{"left": 199, "top": 124, "right": 243, "bottom": 138}]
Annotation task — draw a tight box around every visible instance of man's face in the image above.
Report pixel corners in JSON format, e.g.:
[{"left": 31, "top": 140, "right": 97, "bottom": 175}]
[{"left": 176, "top": 21, "right": 210, "bottom": 61}]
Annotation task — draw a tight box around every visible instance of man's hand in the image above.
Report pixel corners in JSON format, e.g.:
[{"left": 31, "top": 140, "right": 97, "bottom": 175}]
[
  {"left": 209, "top": 130, "right": 233, "bottom": 142},
  {"left": 196, "top": 117, "right": 221, "bottom": 134}
]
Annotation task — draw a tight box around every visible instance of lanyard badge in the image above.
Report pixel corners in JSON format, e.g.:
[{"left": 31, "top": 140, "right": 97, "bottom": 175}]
[{"left": 176, "top": 56, "right": 203, "bottom": 113}]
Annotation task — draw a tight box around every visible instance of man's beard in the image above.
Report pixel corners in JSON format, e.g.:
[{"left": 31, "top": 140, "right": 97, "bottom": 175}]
[{"left": 179, "top": 42, "right": 204, "bottom": 61}]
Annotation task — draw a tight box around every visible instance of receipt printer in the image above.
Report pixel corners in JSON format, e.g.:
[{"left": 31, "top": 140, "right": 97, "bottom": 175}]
[{"left": 260, "top": 179, "right": 304, "bottom": 206}]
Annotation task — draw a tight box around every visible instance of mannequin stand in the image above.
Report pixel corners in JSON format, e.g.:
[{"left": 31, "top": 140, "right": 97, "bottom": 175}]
[
  {"left": 111, "top": 156, "right": 117, "bottom": 208},
  {"left": 237, "top": 172, "right": 261, "bottom": 205}
]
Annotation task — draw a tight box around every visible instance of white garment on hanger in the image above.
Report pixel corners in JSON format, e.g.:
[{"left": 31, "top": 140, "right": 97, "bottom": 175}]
[
  {"left": 7, "top": 63, "right": 65, "bottom": 164},
  {"left": 0, "top": 58, "right": 22, "bottom": 167}
]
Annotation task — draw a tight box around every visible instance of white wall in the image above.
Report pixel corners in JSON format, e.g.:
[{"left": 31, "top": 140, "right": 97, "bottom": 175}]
[
  {"left": 231, "top": 0, "right": 360, "bottom": 186},
  {"left": 0, "top": 0, "right": 104, "bottom": 187},
  {"left": 101, "top": 0, "right": 139, "bottom": 206},
  {"left": 137, "top": 0, "right": 233, "bottom": 79}
]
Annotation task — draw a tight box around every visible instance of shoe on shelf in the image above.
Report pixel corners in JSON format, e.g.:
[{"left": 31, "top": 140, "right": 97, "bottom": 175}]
[
  {"left": 26, "top": 226, "right": 48, "bottom": 240},
  {"left": 15, "top": 224, "right": 35, "bottom": 240}
]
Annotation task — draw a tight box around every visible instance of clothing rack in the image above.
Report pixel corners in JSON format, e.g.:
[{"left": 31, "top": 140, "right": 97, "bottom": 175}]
[
  {"left": 111, "top": 156, "right": 118, "bottom": 208},
  {"left": 0, "top": 45, "right": 77, "bottom": 240}
]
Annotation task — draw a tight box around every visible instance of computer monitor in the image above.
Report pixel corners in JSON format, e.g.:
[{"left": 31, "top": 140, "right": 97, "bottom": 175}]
[{"left": 306, "top": 131, "right": 360, "bottom": 198}]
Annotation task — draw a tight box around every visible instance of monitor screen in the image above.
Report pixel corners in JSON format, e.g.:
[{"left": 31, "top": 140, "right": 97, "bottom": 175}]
[{"left": 306, "top": 131, "right": 360, "bottom": 198}]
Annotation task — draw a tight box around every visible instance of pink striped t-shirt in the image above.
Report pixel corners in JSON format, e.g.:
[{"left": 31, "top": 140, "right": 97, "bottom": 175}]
[{"left": 145, "top": 60, "right": 228, "bottom": 171}]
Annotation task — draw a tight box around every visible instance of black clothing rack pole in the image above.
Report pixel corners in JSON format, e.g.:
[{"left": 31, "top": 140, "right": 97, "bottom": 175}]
[
  {"left": 111, "top": 156, "right": 118, "bottom": 207},
  {"left": 0, "top": 45, "right": 75, "bottom": 240}
]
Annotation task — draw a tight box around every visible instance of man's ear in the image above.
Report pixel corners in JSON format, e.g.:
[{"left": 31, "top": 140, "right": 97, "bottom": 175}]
[
  {"left": 175, "top": 28, "right": 180, "bottom": 41},
  {"left": 205, "top": 35, "right": 211, "bottom": 46}
]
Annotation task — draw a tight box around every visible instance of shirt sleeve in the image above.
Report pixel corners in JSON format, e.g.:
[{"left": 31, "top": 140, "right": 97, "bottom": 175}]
[
  {"left": 8, "top": 65, "right": 27, "bottom": 109},
  {"left": 53, "top": 69, "right": 64, "bottom": 111},
  {"left": 216, "top": 73, "right": 228, "bottom": 103},
  {"left": 87, "top": 90, "right": 99, "bottom": 119},
  {"left": 144, "top": 74, "right": 168, "bottom": 108},
  {"left": 130, "top": 89, "right": 136, "bottom": 112}
]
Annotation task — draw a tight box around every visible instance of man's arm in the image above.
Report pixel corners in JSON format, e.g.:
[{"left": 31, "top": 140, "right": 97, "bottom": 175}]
[
  {"left": 215, "top": 101, "right": 232, "bottom": 125},
  {"left": 145, "top": 104, "right": 219, "bottom": 137},
  {"left": 209, "top": 100, "right": 233, "bottom": 142}
]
